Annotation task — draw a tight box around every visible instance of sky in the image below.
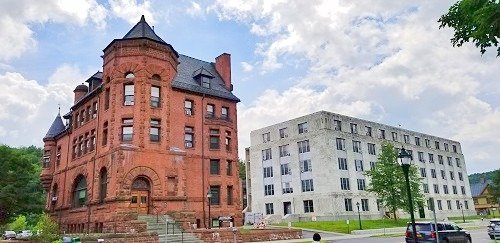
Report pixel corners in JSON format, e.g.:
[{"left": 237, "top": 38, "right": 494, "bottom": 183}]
[{"left": 0, "top": 0, "right": 498, "bottom": 174}]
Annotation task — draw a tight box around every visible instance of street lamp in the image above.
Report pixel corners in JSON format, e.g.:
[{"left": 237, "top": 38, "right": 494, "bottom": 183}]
[
  {"left": 398, "top": 147, "right": 417, "bottom": 243},
  {"left": 207, "top": 191, "right": 213, "bottom": 229},
  {"left": 356, "top": 202, "right": 362, "bottom": 230},
  {"left": 459, "top": 202, "right": 465, "bottom": 223}
]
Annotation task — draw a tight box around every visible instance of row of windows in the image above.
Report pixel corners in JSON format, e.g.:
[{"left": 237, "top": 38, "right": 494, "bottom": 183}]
[
  {"left": 263, "top": 159, "right": 313, "bottom": 178},
  {"left": 73, "top": 101, "right": 98, "bottom": 129},
  {"left": 72, "top": 130, "right": 96, "bottom": 159},
  {"left": 431, "top": 199, "right": 469, "bottom": 211},
  {"left": 419, "top": 168, "right": 464, "bottom": 181},
  {"left": 264, "top": 198, "right": 371, "bottom": 215},
  {"left": 184, "top": 99, "right": 230, "bottom": 121},
  {"left": 417, "top": 152, "right": 462, "bottom": 167},
  {"left": 52, "top": 168, "right": 108, "bottom": 209},
  {"left": 423, "top": 183, "right": 467, "bottom": 195},
  {"left": 209, "top": 159, "right": 234, "bottom": 176},
  {"left": 261, "top": 119, "right": 460, "bottom": 155},
  {"left": 262, "top": 140, "right": 310, "bottom": 161},
  {"left": 208, "top": 185, "right": 234, "bottom": 206},
  {"left": 263, "top": 179, "right": 315, "bottom": 196},
  {"left": 333, "top": 119, "right": 459, "bottom": 153}
]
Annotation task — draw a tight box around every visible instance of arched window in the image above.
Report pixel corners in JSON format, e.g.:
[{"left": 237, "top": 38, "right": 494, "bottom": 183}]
[
  {"left": 99, "top": 168, "right": 108, "bottom": 203},
  {"left": 132, "top": 177, "right": 150, "bottom": 190},
  {"left": 73, "top": 175, "right": 87, "bottom": 208},
  {"left": 152, "top": 74, "right": 161, "bottom": 81},
  {"left": 125, "top": 72, "right": 135, "bottom": 79}
]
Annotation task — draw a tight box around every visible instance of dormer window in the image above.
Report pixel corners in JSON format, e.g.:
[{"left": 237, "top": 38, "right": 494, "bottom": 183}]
[
  {"left": 201, "top": 76, "right": 211, "bottom": 88},
  {"left": 193, "top": 67, "right": 214, "bottom": 89}
]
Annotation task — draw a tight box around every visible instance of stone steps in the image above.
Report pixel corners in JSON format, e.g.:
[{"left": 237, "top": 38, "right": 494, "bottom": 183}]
[{"left": 139, "top": 214, "right": 203, "bottom": 243}]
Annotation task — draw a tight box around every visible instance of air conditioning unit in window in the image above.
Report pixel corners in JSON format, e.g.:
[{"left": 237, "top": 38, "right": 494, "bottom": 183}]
[{"left": 51, "top": 197, "right": 58, "bottom": 202}]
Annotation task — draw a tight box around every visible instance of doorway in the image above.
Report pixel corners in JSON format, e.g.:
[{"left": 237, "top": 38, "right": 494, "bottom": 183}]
[
  {"left": 283, "top": 201, "right": 292, "bottom": 215},
  {"left": 418, "top": 204, "right": 426, "bottom": 219},
  {"left": 130, "top": 177, "right": 150, "bottom": 214}
]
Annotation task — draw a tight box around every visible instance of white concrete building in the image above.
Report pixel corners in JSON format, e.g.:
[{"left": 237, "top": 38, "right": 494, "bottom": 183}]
[{"left": 247, "top": 111, "right": 475, "bottom": 222}]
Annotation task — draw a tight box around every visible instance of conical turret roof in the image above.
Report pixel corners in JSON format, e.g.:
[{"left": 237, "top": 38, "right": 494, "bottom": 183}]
[
  {"left": 44, "top": 113, "right": 65, "bottom": 140},
  {"left": 123, "top": 15, "right": 166, "bottom": 44}
]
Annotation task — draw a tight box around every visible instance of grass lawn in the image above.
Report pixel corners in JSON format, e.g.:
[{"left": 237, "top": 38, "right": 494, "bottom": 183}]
[
  {"left": 275, "top": 219, "right": 410, "bottom": 234},
  {"left": 448, "top": 214, "right": 496, "bottom": 221}
]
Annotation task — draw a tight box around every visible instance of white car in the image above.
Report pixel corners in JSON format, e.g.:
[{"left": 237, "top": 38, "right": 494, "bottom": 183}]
[
  {"left": 488, "top": 218, "right": 500, "bottom": 239},
  {"left": 2, "top": 231, "right": 16, "bottom": 240},
  {"left": 16, "top": 230, "right": 33, "bottom": 239}
]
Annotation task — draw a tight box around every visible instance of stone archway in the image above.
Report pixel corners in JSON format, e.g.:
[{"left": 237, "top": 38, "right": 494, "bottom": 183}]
[
  {"left": 122, "top": 166, "right": 161, "bottom": 198},
  {"left": 130, "top": 176, "right": 151, "bottom": 214}
]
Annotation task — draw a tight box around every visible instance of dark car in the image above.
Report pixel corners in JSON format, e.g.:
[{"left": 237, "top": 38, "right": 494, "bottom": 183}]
[
  {"left": 405, "top": 221, "right": 471, "bottom": 243},
  {"left": 488, "top": 218, "right": 500, "bottom": 239}
]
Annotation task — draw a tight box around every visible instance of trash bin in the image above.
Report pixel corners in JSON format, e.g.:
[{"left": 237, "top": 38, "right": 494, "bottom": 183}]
[
  {"left": 62, "top": 236, "right": 72, "bottom": 243},
  {"left": 72, "top": 237, "right": 81, "bottom": 243}
]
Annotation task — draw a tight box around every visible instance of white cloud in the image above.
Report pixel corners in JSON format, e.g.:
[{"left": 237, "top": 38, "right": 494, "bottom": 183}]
[
  {"left": 109, "top": 0, "right": 155, "bottom": 25},
  {"left": 213, "top": 0, "right": 500, "bottom": 173},
  {"left": 186, "top": 1, "right": 204, "bottom": 17},
  {"left": 0, "top": 0, "right": 107, "bottom": 61},
  {"left": 0, "top": 64, "right": 90, "bottom": 147},
  {"left": 240, "top": 62, "right": 254, "bottom": 72}
]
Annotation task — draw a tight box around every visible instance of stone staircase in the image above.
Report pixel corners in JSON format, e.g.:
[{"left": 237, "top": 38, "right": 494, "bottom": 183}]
[{"left": 138, "top": 214, "right": 203, "bottom": 243}]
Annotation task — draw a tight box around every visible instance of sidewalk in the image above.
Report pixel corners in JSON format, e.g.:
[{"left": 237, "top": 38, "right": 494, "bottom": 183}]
[{"left": 256, "top": 219, "right": 490, "bottom": 242}]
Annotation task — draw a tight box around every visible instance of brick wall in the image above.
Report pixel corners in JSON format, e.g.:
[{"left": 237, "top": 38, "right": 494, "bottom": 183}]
[{"left": 188, "top": 228, "right": 302, "bottom": 242}]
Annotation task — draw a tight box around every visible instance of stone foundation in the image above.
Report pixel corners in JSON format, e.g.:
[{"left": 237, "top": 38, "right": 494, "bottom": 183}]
[{"left": 187, "top": 227, "right": 302, "bottom": 242}]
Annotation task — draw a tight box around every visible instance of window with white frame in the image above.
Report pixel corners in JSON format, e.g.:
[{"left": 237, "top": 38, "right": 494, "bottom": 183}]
[
  {"left": 265, "top": 203, "right": 274, "bottom": 214},
  {"left": 431, "top": 169, "right": 437, "bottom": 178},
  {"left": 420, "top": 168, "right": 427, "bottom": 177},
  {"left": 282, "top": 182, "right": 293, "bottom": 194},
  {"left": 365, "top": 126, "right": 372, "bottom": 136},
  {"left": 345, "top": 198, "right": 353, "bottom": 211},
  {"left": 379, "top": 129, "right": 386, "bottom": 139},
  {"left": 428, "top": 153, "right": 434, "bottom": 163},
  {"left": 415, "top": 137, "right": 421, "bottom": 146},
  {"left": 334, "top": 120, "right": 342, "bottom": 131},
  {"left": 262, "top": 148, "right": 272, "bottom": 161},
  {"left": 452, "top": 185, "right": 457, "bottom": 194},
  {"left": 303, "top": 200, "right": 314, "bottom": 213},
  {"left": 352, "top": 140, "right": 362, "bottom": 153},
  {"left": 449, "top": 171, "right": 455, "bottom": 180},
  {"left": 263, "top": 166, "right": 273, "bottom": 178},
  {"left": 456, "top": 158, "right": 461, "bottom": 167},
  {"left": 298, "top": 140, "right": 310, "bottom": 153},
  {"left": 461, "top": 186, "right": 466, "bottom": 195},
  {"left": 279, "top": 128, "right": 287, "bottom": 138},
  {"left": 300, "top": 159, "right": 312, "bottom": 173},
  {"left": 435, "top": 141, "right": 440, "bottom": 150},
  {"left": 443, "top": 185, "right": 449, "bottom": 194},
  {"left": 336, "top": 138, "right": 346, "bottom": 150},
  {"left": 441, "top": 170, "right": 446, "bottom": 180},
  {"left": 425, "top": 139, "right": 430, "bottom": 148},
  {"left": 338, "top": 158, "right": 348, "bottom": 170},
  {"left": 370, "top": 161, "right": 376, "bottom": 170},
  {"left": 367, "top": 143, "right": 376, "bottom": 155},
  {"left": 433, "top": 184, "right": 440, "bottom": 194},
  {"left": 418, "top": 152, "right": 425, "bottom": 162},
  {"left": 280, "top": 163, "right": 291, "bottom": 176},
  {"left": 423, "top": 183, "right": 429, "bottom": 193},
  {"left": 447, "top": 156, "right": 453, "bottom": 166},
  {"left": 444, "top": 143, "right": 449, "bottom": 151},
  {"left": 264, "top": 184, "right": 274, "bottom": 196},
  {"left": 340, "top": 178, "right": 350, "bottom": 190},
  {"left": 350, "top": 123, "right": 358, "bottom": 134},
  {"left": 298, "top": 122, "right": 308, "bottom": 134},
  {"left": 357, "top": 179, "right": 366, "bottom": 190},
  {"left": 361, "top": 199, "right": 369, "bottom": 211},
  {"left": 355, "top": 160, "right": 364, "bottom": 172},
  {"left": 279, "top": 144, "right": 290, "bottom": 157},
  {"left": 301, "top": 179, "right": 314, "bottom": 192},
  {"left": 392, "top": 132, "right": 398, "bottom": 141},
  {"left": 184, "top": 100, "right": 193, "bottom": 115},
  {"left": 458, "top": 172, "right": 463, "bottom": 181},
  {"left": 438, "top": 155, "right": 444, "bottom": 164},
  {"left": 262, "top": 132, "right": 270, "bottom": 142},
  {"left": 404, "top": 134, "right": 410, "bottom": 143}
]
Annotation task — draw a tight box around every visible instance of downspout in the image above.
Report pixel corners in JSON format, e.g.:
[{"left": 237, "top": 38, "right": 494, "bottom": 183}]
[
  {"left": 61, "top": 113, "right": 73, "bottom": 232},
  {"left": 87, "top": 94, "right": 101, "bottom": 234}
]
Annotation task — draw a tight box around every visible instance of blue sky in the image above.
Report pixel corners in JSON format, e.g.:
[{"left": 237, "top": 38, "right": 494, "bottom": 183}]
[{"left": 0, "top": 0, "right": 499, "bottom": 174}]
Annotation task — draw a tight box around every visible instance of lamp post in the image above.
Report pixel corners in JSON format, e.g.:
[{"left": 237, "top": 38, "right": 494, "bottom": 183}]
[
  {"left": 207, "top": 191, "right": 212, "bottom": 229},
  {"left": 459, "top": 202, "right": 465, "bottom": 223},
  {"left": 398, "top": 147, "right": 417, "bottom": 243},
  {"left": 356, "top": 202, "right": 362, "bottom": 230}
]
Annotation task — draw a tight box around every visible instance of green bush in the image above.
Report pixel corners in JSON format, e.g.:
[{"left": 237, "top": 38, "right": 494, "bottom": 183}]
[
  {"left": 9, "top": 215, "right": 28, "bottom": 231},
  {"left": 33, "top": 213, "right": 60, "bottom": 243}
]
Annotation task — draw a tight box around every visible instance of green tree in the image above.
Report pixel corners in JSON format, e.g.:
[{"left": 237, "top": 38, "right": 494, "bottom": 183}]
[
  {"left": 491, "top": 169, "right": 500, "bottom": 202},
  {"left": 33, "top": 213, "right": 59, "bottom": 243},
  {"left": 0, "top": 145, "right": 45, "bottom": 224},
  {"left": 238, "top": 159, "right": 246, "bottom": 180},
  {"left": 365, "top": 142, "right": 425, "bottom": 221},
  {"left": 9, "top": 215, "right": 27, "bottom": 231},
  {"left": 438, "top": 0, "right": 500, "bottom": 56}
]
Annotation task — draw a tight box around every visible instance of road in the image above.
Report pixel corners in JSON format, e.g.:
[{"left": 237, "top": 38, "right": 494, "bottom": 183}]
[{"left": 327, "top": 228, "right": 494, "bottom": 243}]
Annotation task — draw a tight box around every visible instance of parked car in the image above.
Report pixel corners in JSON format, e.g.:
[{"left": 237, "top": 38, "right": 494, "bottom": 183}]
[
  {"left": 16, "top": 230, "right": 33, "bottom": 239},
  {"left": 2, "top": 230, "right": 16, "bottom": 240},
  {"left": 405, "top": 221, "right": 471, "bottom": 243},
  {"left": 488, "top": 218, "right": 500, "bottom": 239}
]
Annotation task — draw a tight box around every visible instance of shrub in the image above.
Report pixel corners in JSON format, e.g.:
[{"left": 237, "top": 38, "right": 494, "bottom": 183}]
[
  {"left": 33, "top": 213, "right": 59, "bottom": 243},
  {"left": 9, "top": 215, "right": 28, "bottom": 231}
]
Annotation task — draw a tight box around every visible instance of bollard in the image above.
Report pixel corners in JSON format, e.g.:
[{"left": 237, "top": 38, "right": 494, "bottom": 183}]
[{"left": 97, "top": 239, "right": 104, "bottom": 242}]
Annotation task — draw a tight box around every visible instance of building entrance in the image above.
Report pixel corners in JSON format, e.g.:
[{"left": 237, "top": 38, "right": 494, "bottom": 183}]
[
  {"left": 283, "top": 202, "right": 292, "bottom": 215},
  {"left": 130, "top": 177, "right": 150, "bottom": 214}
]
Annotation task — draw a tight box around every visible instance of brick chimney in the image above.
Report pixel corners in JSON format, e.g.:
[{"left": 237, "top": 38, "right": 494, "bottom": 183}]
[
  {"left": 215, "top": 53, "right": 232, "bottom": 91},
  {"left": 73, "top": 83, "right": 88, "bottom": 104}
]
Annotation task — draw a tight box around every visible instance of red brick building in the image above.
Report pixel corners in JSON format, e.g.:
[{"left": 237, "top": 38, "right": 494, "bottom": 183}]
[{"left": 40, "top": 16, "right": 241, "bottom": 233}]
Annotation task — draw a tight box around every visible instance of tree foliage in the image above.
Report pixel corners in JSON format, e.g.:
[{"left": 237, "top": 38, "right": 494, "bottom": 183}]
[
  {"left": 9, "top": 215, "right": 28, "bottom": 231},
  {"left": 33, "top": 213, "right": 60, "bottom": 243},
  {"left": 238, "top": 159, "right": 246, "bottom": 180},
  {"left": 365, "top": 142, "right": 425, "bottom": 220},
  {"left": 0, "top": 145, "right": 45, "bottom": 224},
  {"left": 438, "top": 0, "right": 500, "bottom": 56},
  {"left": 491, "top": 169, "right": 500, "bottom": 202}
]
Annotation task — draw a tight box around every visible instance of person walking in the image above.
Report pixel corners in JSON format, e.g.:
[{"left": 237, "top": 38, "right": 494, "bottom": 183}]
[{"left": 312, "top": 232, "right": 321, "bottom": 242}]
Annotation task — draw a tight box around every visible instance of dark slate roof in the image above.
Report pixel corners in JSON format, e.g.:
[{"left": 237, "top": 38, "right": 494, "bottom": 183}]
[
  {"left": 44, "top": 113, "right": 65, "bottom": 140},
  {"left": 74, "top": 83, "right": 88, "bottom": 92},
  {"left": 470, "top": 180, "right": 492, "bottom": 197},
  {"left": 123, "top": 15, "right": 165, "bottom": 43},
  {"left": 192, "top": 67, "right": 214, "bottom": 78},
  {"left": 87, "top": 71, "right": 103, "bottom": 81},
  {"left": 172, "top": 55, "right": 240, "bottom": 102}
]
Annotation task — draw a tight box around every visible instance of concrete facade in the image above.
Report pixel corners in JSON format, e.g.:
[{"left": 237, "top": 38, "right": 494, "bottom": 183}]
[
  {"left": 248, "top": 111, "right": 475, "bottom": 222},
  {"left": 40, "top": 16, "right": 241, "bottom": 234}
]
